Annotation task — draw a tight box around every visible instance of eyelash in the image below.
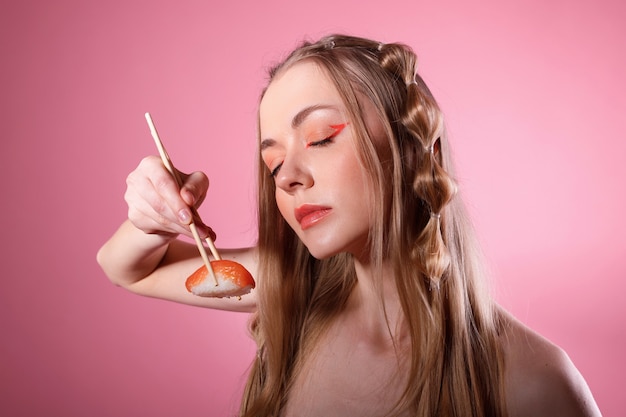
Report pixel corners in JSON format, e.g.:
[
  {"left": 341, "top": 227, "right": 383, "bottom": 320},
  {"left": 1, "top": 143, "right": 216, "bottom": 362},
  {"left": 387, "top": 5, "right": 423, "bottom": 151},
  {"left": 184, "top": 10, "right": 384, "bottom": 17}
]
[
  {"left": 269, "top": 137, "right": 335, "bottom": 177},
  {"left": 307, "top": 137, "right": 333, "bottom": 148},
  {"left": 270, "top": 164, "right": 282, "bottom": 177}
]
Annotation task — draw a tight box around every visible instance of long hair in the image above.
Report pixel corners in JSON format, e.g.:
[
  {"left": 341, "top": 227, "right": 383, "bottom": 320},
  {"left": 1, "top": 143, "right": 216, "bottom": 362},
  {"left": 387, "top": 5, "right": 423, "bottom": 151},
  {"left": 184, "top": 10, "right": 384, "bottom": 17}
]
[{"left": 240, "top": 34, "right": 506, "bottom": 416}]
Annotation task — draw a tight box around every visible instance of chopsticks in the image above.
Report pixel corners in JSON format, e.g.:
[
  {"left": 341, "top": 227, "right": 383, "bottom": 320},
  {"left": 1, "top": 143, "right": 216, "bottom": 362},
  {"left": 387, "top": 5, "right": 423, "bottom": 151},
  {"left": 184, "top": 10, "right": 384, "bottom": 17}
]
[{"left": 144, "top": 112, "right": 220, "bottom": 286}]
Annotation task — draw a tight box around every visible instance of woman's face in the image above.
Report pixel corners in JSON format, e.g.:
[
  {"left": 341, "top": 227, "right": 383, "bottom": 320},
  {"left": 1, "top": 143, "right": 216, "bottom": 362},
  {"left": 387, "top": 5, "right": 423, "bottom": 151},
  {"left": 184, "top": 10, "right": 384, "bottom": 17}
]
[{"left": 259, "top": 61, "right": 385, "bottom": 260}]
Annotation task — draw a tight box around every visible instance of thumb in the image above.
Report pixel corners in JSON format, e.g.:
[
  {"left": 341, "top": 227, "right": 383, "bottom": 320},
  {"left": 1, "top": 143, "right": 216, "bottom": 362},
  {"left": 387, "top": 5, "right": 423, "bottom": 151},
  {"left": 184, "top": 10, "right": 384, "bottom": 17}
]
[
  {"left": 180, "top": 171, "right": 209, "bottom": 208},
  {"left": 180, "top": 186, "right": 196, "bottom": 207}
]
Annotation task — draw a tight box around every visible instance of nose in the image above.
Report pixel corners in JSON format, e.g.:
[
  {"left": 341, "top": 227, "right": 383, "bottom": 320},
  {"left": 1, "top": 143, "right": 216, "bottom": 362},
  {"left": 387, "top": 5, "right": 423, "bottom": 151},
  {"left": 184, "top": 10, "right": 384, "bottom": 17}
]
[{"left": 274, "top": 154, "right": 313, "bottom": 193}]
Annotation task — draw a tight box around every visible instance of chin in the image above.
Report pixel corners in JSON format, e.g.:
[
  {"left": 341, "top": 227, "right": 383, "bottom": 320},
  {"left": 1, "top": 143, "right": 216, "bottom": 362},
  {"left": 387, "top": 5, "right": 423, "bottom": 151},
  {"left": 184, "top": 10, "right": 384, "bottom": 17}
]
[
  {"left": 305, "top": 246, "right": 340, "bottom": 260},
  {"left": 302, "top": 239, "right": 366, "bottom": 261},
  {"left": 300, "top": 238, "right": 343, "bottom": 260},
  {"left": 294, "top": 226, "right": 369, "bottom": 261}
]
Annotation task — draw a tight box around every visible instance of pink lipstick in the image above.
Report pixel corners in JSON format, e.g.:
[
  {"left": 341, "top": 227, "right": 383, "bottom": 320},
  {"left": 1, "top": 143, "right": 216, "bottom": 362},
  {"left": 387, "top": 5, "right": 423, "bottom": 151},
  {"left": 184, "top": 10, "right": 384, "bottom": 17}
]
[{"left": 294, "top": 204, "right": 332, "bottom": 230}]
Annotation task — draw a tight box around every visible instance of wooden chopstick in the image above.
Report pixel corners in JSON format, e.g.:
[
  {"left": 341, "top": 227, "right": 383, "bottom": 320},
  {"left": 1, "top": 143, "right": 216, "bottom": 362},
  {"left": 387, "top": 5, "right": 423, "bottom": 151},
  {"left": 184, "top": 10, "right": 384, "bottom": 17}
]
[{"left": 144, "top": 112, "right": 220, "bottom": 286}]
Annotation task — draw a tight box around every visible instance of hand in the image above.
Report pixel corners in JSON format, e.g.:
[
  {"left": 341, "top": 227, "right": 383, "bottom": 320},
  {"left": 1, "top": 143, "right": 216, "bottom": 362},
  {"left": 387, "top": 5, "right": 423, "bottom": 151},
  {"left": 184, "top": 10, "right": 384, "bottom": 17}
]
[{"left": 124, "top": 155, "right": 215, "bottom": 240}]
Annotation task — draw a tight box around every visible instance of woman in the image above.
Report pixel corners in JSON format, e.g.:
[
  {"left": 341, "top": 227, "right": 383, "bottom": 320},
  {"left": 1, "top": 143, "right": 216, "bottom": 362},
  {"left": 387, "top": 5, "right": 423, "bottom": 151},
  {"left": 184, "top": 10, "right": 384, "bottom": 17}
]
[{"left": 98, "top": 34, "right": 601, "bottom": 416}]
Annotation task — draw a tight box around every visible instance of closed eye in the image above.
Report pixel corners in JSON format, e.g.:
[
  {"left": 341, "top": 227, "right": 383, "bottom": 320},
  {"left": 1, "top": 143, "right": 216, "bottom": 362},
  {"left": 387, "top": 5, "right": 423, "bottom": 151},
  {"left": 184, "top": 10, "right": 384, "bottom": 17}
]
[
  {"left": 306, "top": 137, "right": 333, "bottom": 148},
  {"left": 269, "top": 123, "right": 347, "bottom": 178},
  {"left": 306, "top": 123, "right": 348, "bottom": 148},
  {"left": 270, "top": 136, "right": 333, "bottom": 176},
  {"left": 270, "top": 162, "right": 283, "bottom": 177}
]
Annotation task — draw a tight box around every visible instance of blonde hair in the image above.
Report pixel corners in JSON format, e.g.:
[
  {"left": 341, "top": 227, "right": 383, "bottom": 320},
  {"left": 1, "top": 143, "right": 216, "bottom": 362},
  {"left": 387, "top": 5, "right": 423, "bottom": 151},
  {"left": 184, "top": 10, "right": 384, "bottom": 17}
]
[{"left": 241, "top": 34, "right": 506, "bottom": 416}]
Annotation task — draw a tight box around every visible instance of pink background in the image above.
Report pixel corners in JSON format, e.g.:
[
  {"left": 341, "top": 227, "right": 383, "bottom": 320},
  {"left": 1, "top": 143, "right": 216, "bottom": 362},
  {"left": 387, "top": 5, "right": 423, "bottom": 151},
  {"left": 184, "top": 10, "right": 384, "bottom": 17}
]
[{"left": 1, "top": 0, "right": 624, "bottom": 415}]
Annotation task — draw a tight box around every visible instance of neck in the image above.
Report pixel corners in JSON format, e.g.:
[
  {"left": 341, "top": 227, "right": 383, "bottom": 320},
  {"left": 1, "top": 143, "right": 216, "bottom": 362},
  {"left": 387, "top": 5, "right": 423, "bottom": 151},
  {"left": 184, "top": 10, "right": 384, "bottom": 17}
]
[{"left": 345, "top": 258, "right": 407, "bottom": 346}]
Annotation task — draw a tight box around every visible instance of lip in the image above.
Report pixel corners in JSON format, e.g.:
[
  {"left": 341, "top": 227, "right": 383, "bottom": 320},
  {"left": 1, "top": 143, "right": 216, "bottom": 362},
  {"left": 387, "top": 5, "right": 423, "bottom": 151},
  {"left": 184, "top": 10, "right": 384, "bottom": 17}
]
[{"left": 294, "top": 204, "right": 332, "bottom": 230}]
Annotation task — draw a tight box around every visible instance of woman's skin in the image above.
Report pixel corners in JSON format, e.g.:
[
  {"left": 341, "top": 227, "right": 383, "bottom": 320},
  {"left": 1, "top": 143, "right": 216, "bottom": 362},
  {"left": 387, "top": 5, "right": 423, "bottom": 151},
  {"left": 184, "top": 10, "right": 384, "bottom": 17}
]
[
  {"left": 260, "top": 62, "right": 380, "bottom": 262},
  {"left": 97, "top": 60, "right": 602, "bottom": 416},
  {"left": 97, "top": 166, "right": 257, "bottom": 311}
]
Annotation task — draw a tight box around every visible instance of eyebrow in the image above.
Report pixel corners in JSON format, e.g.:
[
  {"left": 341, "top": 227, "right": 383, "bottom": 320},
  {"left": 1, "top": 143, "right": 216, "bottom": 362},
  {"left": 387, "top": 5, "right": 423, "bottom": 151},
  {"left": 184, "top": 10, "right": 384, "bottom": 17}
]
[{"left": 260, "top": 104, "right": 339, "bottom": 151}]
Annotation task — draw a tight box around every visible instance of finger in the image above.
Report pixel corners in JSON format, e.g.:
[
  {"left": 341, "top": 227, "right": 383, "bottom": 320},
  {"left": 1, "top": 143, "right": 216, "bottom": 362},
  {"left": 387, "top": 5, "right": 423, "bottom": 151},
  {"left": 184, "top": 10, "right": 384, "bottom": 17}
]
[
  {"left": 125, "top": 177, "right": 191, "bottom": 237},
  {"left": 191, "top": 217, "right": 217, "bottom": 241},
  {"left": 178, "top": 171, "right": 215, "bottom": 240},
  {"left": 128, "top": 202, "right": 186, "bottom": 236},
  {"left": 142, "top": 167, "right": 214, "bottom": 240},
  {"left": 178, "top": 170, "right": 209, "bottom": 208},
  {"left": 140, "top": 158, "right": 195, "bottom": 225},
  {"left": 126, "top": 157, "right": 187, "bottom": 226},
  {"left": 127, "top": 157, "right": 216, "bottom": 240}
]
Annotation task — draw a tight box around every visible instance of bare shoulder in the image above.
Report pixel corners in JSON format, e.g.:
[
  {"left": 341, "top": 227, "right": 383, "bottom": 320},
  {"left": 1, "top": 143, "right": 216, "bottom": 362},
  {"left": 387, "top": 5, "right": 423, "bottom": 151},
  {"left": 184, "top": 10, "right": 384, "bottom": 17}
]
[{"left": 498, "top": 309, "right": 602, "bottom": 417}]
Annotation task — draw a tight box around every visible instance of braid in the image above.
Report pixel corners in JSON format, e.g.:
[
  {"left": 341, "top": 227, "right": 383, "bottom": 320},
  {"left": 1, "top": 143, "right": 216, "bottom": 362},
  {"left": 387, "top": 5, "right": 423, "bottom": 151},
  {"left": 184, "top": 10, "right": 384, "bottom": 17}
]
[{"left": 378, "top": 43, "right": 457, "bottom": 288}]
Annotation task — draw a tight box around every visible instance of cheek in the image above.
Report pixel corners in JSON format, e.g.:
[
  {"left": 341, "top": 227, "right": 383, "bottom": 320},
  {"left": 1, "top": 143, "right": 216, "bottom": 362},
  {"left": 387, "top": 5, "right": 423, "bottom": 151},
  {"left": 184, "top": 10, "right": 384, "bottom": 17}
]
[
  {"left": 340, "top": 155, "right": 370, "bottom": 193},
  {"left": 343, "top": 160, "right": 378, "bottom": 223}
]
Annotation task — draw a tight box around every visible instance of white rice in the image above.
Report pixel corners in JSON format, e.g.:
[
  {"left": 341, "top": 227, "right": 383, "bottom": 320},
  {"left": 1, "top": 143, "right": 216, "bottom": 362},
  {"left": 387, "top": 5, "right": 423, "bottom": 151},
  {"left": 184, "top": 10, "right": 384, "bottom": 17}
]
[{"left": 190, "top": 275, "right": 251, "bottom": 298}]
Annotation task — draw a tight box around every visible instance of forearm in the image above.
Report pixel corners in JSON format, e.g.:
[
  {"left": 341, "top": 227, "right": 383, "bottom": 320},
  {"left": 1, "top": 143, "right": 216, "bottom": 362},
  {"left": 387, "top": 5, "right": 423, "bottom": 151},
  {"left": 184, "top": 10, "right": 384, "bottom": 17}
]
[{"left": 97, "top": 219, "right": 174, "bottom": 288}]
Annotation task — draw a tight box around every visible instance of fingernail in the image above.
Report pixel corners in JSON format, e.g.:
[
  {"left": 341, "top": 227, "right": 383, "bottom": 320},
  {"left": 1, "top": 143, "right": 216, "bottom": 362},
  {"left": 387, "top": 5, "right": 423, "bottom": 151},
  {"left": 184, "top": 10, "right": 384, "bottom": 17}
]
[{"left": 178, "top": 209, "right": 191, "bottom": 223}]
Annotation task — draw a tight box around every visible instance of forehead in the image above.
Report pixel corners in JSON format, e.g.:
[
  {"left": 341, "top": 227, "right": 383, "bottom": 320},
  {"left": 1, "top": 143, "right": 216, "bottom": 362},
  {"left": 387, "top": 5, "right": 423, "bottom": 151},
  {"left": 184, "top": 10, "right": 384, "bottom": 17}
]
[{"left": 259, "top": 61, "right": 344, "bottom": 133}]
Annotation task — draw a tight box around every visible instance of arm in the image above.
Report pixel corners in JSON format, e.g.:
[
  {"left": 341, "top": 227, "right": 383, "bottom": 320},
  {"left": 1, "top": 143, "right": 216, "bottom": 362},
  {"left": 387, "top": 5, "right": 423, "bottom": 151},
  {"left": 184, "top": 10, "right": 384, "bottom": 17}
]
[{"left": 96, "top": 156, "right": 257, "bottom": 312}]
